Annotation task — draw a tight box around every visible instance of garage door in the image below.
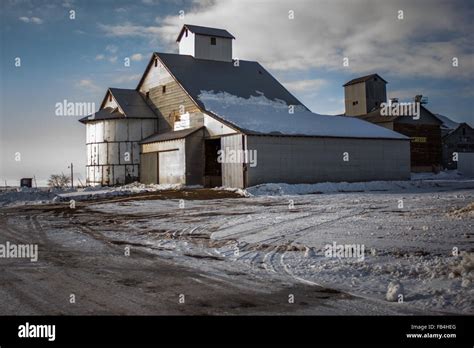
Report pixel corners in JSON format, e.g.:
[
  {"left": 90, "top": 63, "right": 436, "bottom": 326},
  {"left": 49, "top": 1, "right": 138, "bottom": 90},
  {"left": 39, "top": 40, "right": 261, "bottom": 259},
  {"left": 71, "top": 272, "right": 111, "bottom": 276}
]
[
  {"left": 140, "top": 153, "right": 158, "bottom": 184},
  {"left": 159, "top": 150, "right": 183, "bottom": 184}
]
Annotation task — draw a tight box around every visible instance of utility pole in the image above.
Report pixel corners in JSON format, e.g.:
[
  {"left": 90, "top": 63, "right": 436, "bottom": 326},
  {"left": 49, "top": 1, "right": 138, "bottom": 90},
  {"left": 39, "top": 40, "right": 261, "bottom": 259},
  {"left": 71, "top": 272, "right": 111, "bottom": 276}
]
[{"left": 68, "top": 163, "right": 74, "bottom": 189}]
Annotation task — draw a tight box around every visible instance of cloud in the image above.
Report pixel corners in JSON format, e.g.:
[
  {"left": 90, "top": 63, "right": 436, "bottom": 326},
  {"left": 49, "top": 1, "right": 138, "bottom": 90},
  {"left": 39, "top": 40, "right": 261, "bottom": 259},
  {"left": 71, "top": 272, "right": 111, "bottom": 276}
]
[
  {"left": 62, "top": 0, "right": 75, "bottom": 8},
  {"left": 105, "top": 44, "right": 118, "bottom": 53},
  {"left": 130, "top": 53, "right": 144, "bottom": 61},
  {"left": 283, "top": 79, "right": 327, "bottom": 93},
  {"left": 138, "top": 0, "right": 472, "bottom": 79},
  {"left": 113, "top": 74, "right": 142, "bottom": 84},
  {"left": 76, "top": 79, "right": 101, "bottom": 91},
  {"left": 95, "top": 54, "right": 105, "bottom": 61},
  {"left": 19, "top": 16, "right": 43, "bottom": 24},
  {"left": 108, "top": 56, "right": 118, "bottom": 63},
  {"left": 99, "top": 23, "right": 163, "bottom": 38}
]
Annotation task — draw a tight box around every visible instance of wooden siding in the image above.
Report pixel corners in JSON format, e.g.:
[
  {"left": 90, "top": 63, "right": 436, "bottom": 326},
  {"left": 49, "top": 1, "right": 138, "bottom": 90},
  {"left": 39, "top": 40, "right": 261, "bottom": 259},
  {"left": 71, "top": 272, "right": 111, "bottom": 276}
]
[
  {"left": 221, "top": 134, "right": 245, "bottom": 188},
  {"left": 394, "top": 123, "right": 442, "bottom": 171},
  {"left": 145, "top": 81, "right": 201, "bottom": 133}
]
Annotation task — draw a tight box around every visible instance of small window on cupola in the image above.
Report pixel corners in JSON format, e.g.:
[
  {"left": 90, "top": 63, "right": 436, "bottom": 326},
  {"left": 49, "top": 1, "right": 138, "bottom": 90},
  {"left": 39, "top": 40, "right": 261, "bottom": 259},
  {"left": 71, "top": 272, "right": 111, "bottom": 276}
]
[
  {"left": 109, "top": 94, "right": 112, "bottom": 102},
  {"left": 162, "top": 85, "right": 166, "bottom": 94},
  {"left": 185, "top": 29, "right": 188, "bottom": 37},
  {"left": 210, "top": 37, "right": 216, "bottom": 45}
]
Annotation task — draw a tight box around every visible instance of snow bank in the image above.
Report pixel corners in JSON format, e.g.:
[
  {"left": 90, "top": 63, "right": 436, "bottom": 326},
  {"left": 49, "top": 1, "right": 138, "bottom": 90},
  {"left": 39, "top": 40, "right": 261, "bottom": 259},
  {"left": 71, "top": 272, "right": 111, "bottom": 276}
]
[
  {"left": 386, "top": 281, "right": 404, "bottom": 302},
  {"left": 198, "top": 91, "right": 407, "bottom": 139},
  {"left": 0, "top": 187, "right": 64, "bottom": 207},
  {"left": 245, "top": 171, "right": 473, "bottom": 196},
  {"left": 411, "top": 170, "right": 464, "bottom": 181}
]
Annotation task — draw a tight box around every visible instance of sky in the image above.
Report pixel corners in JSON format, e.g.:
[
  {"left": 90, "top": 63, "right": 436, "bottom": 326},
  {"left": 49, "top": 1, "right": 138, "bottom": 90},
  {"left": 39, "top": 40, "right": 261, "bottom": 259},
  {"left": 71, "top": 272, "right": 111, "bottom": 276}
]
[{"left": 0, "top": 0, "right": 473, "bottom": 186}]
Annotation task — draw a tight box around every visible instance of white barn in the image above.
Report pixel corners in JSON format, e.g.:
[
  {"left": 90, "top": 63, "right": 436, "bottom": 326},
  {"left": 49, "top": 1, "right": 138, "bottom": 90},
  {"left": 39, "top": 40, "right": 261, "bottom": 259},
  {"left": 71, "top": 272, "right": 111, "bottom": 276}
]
[{"left": 81, "top": 24, "right": 410, "bottom": 188}]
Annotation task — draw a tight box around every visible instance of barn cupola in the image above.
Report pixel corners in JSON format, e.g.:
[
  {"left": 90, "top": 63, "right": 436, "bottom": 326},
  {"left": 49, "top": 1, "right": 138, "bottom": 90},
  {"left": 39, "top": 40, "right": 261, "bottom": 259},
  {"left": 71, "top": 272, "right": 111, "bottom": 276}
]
[{"left": 176, "top": 24, "right": 235, "bottom": 62}]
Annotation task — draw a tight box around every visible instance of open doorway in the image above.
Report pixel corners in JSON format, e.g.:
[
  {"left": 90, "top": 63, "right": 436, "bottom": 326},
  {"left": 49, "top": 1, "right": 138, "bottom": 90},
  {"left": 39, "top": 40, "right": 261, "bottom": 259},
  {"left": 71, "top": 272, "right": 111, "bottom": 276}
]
[{"left": 204, "top": 138, "right": 222, "bottom": 187}]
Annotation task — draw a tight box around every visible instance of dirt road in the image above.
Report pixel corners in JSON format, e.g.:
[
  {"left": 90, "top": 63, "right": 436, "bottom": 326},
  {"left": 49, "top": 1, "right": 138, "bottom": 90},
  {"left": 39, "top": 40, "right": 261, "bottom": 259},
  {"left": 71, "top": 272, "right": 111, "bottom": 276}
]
[{"left": 0, "top": 195, "right": 437, "bottom": 315}]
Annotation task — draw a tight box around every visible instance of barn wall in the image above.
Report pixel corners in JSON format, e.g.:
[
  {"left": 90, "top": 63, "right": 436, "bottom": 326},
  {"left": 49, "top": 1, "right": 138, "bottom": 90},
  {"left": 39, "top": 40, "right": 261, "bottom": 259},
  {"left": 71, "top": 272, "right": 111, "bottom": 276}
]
[
  {"left": 245, "top": 136, "right": 410, "bottom": 187},
  {"left": 204, "top": 114, "right": 236, "bottom": 136},
  {"left": 365, "top": 78, "right": 387, "bottom": 112},
  {"left": 86, "top": 118, "right": 157, "bottom": 186},
  {"left": 102, "top": 91, "right": 121, "bottom": 111},
  {"left": 221, "top": 134, "right": 245, "bottom": 188},
  {"left": 458, "top": 153, "right": 474, "bottom": 176},
  {"left": 194, "top": 34, "right": 233, "bottom": 62},
  {"left": 442, "top": 124, "right": 474, "bottom": 169},
  {"left": 178, "top": 31, "right": 195, "bottom": 56},
  {"left": 394, "top": 123, "right": 441, "bottom": 171},
  {"left": 139, "top": 56, "right": 204, "bottom": 134},
  {"left": 344, "top": 83, "right": 367, "bottom": 116}
]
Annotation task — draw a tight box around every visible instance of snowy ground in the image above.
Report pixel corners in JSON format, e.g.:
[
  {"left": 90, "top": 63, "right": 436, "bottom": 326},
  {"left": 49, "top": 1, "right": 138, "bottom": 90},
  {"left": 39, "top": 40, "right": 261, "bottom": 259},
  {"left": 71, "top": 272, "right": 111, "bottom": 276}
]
[
  {"left": 1, "top": 173, "right": 473, "bottom": 314},
  {"left": 85, "top": 181, "right": 473, "bottom": 314}
]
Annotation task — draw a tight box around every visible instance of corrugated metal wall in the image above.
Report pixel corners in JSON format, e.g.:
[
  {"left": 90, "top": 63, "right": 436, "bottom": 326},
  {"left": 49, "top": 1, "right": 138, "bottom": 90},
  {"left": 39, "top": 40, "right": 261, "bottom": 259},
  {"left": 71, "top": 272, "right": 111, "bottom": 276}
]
[
  {"left": 86, "top": 118, "right": 157, "bottom": 186},
  {"left": 246, "top": 135, "right": 410, "bottom": 187}
]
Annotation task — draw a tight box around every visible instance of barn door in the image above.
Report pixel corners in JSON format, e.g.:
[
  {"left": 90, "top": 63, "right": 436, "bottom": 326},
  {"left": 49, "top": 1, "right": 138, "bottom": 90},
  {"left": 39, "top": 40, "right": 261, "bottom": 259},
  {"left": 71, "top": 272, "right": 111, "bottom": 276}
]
[
  {"left": 158, "top": 150, "right": 182, "bottom": 184},
  {"left": 140, "top": 152, "right": 158, "bottom": 184}
]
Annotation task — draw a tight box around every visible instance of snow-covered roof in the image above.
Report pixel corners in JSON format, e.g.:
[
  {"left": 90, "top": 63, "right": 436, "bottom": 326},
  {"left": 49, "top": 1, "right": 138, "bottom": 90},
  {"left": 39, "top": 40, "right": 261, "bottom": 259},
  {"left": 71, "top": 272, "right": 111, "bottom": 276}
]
[
  {"left": 154, "top": 52, "right": 306, "bottom": 111},
  {"left": 198, "top": 91, "right": 409, "bottom": 140},
  {"left": 436, "top": 114, "right": 459, "bottom": 130}
]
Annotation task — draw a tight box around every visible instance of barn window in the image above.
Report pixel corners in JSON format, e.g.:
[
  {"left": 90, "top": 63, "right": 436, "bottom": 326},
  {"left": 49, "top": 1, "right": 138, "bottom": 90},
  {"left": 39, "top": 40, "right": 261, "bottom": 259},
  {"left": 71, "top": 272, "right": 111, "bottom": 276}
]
[
  {"left": 154, "top": 59, "right": 158, "bottom": 67},
  {"left": 352, "top": 101, "right": 358, "bottom": 106},
  {"left": 146, "top": 91, "right": 150, "bottom": 99},
  {"left": 185, "top": 29, "right": 188, "bottom": 37},
  {"left": 109, "top": 94, "right": 112, "bottom": 102},
  {"left": 210, "top": 37, "right": 216, "bottom": 45},
  {"left": 162, "top": 85, "right": 166, "bottom": 94}
]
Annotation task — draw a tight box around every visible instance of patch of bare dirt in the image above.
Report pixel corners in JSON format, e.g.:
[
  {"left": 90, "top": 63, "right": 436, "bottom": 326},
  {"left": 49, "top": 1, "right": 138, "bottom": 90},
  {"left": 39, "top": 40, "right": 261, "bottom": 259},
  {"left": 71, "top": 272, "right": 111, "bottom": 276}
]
[{"left": 447, "top": 202, "right": 474, "bottom": 219}]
